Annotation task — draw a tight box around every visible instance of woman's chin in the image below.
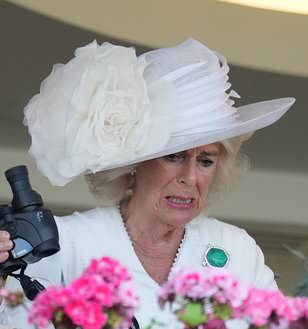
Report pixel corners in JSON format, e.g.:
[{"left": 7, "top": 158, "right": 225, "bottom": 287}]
[{"left": 163, "top": 199, "right": 201, "bottom": 226}]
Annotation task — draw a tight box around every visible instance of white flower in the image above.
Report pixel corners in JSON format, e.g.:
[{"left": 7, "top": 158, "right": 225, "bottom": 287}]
[{"left": 24, "top": 41, "right": 175, "bottom": 185}]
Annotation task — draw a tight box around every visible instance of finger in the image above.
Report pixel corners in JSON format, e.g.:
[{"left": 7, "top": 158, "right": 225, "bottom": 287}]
[
  {"left": 0, "top": 232, "right": 12, "bottom": 251},
  {"left": 0, "top": 252, "right": 9, "bottom": 263},
  {"left": 0, "top": 240, "right": 13, "bottom": 252},
  {"left": 0, "top": 231, "right": 10, "bottom": 239}
]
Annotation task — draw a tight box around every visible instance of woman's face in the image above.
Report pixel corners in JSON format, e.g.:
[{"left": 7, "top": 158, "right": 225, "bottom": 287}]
[{"left": 132, "top": 143, "right": 222, "bottom": 227}]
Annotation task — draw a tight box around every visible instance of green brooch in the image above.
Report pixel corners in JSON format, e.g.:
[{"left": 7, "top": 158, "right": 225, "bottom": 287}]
[{"left": 202, "top": 245, "right": 229, "bottom": 268}]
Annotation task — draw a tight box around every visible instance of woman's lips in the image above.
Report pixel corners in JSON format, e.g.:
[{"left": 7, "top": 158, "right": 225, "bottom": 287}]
[{"left": 165, "top": 196, "right": 195, "bottom": 209}]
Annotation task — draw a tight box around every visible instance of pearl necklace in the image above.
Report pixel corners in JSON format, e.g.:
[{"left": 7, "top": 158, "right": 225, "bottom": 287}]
[
  {"left": 116, "top": 203, "right": 186, "bottom": 280},
  {"left": 168, "top": 229, "right": 186, "bottom": 279}
]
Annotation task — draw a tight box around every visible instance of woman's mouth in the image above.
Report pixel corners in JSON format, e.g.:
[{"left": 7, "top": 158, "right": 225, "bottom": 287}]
[{"left": 166, "top": 196, "right": 195, "bottom": 209}]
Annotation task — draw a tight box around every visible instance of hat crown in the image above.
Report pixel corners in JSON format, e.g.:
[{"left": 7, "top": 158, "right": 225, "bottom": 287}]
[
  {"left": 142, "top": 38, "right": 220, "bottom": 84},
  {"left": 142, "top": 38, "right": 239, "bottom": 137}
]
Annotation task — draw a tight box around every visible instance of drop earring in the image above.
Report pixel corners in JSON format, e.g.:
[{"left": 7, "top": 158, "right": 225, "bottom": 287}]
[{"left": 126, "top": 188, "right": 133, "bottom": 196}]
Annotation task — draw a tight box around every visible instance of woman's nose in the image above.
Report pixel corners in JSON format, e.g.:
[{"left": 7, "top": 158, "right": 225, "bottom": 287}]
[{"left": 178, "top": 161, "right": 197, "bottom": 186}]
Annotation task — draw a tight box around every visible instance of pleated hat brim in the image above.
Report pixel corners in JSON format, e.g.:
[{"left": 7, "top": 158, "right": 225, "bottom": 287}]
[{"left": 104, "top": 97, "right": 295, "bottom": 170}]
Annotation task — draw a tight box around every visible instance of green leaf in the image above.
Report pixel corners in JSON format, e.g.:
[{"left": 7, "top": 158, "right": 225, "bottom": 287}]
[
  {"left": 176, "top": 302, "right": 207, "bottom": 326},
  {"left": 52, "top": 309, "right": 77, "bottom": 329},
  {"left": 106, "top": 309, "right": 122, "bottom": 327},
  {"left": 53, "top": 309, "right": 65, "bottom": 323},
  {"left": 213, "top": 303, "right": 232, "bottom": 320}
]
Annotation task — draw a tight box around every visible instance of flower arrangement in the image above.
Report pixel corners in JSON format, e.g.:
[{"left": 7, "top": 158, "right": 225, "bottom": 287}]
[
  {"left": 3, "top": 260, "right": 308, "bottom": 329},
  {"left": 158, "top": 268, "right": 308, "bottom": 329},
  {"left": 28, "top": 256, "right": 138, "bottom": 329}
]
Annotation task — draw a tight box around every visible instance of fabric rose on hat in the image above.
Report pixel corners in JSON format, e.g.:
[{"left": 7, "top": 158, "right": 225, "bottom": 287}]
[{"left": 24, "top": 40, "right": 175, "bottom": 185}]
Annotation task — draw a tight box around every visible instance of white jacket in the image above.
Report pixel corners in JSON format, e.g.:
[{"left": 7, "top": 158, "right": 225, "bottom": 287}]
[{"left": 5, "top": 207, "right": 276, "bottom": 329}]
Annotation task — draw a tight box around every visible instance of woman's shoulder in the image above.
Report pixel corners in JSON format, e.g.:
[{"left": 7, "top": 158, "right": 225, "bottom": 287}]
[
  {"left": 54, "top": 206, "right": 121, "bottom": 240},
  {"left": 53, "top": 206, "right": 125, "bottom": 283},
  {"left": 190, "top": 213, "right": 252, "bottom": 243},
  {"left": 55, "top": 206, "right": 118, "bottom": 225}
]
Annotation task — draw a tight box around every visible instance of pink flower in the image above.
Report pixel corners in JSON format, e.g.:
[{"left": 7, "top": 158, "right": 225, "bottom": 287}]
[
  {"left": 118, "top": 283, "right": 139, "bottom": 308},
  {"left": 94, "top": 282, "right": 114, "bottom": 307},
  {"left": 289, "top": 297, "right": 308, "bottom": 320},
  {"left": 173, "top": 270, "right": 205, "bottom": 299},
  {"left": 84, "top": 257, "right": 132, "bottom": 290},
  {"left": 70, "top": 276, "right": 99, "bottom": 299},
  {"left": 236, "top": 288, "right": 300, "bottom": 327},
  {"left": 29, "top": 287, "right": 64, "bottom": 327},
  {"left": 237, "top": 288, "right": 273, "bottom": 326},
  {"left": 159, "top": 268, "right": 250, "bottom": 328},
  {"left": 29, "top": 256, "right": 138, "bottom": 329},
  {"left": 206, "top": 270, "right": 248, "bottom": 308},
  {"left": 160, "top": 268, "right": 248, "bottom": 308},
  {"left": 65, "top": 300, "right": 107, "bottom": 329}
]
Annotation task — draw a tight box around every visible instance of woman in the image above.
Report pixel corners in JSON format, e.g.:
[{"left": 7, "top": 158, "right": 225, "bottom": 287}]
[{"left": 0, "top": 38, "right": 294, "bottom": 328}]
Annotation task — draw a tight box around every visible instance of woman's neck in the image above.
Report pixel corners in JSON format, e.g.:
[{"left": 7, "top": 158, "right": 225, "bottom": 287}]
[
  {"left": 119, "top": 200, "right": 186, "bottom": 284},
  {"left": 120, "top": 199, "right": 185, "bottom": 246}
]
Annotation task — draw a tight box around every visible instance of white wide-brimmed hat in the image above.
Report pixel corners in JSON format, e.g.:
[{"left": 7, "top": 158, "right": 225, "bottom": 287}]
[{"left": 24, "top": 38, "right": 295, "bottom": 186}]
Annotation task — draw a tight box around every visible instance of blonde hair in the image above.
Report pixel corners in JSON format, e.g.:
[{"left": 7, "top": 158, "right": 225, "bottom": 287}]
[
  {"left": 207, "top": 135, "right": 251, "bottom": 205},
  {"left": 85, "top": 134, "right": 251, "bottom": 207}
]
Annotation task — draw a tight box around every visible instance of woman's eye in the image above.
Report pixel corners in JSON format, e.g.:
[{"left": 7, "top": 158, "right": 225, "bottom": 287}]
[
  {"left": 163, "top": 153, "right": 184, "bottom": 162},
  {"left": 199, "top": 158, "right": 214, "bottom": 167}
]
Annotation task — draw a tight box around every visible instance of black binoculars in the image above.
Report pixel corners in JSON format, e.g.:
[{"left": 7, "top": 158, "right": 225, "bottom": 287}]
[{"left": 0, "top": 165, "right": 60, "bottom": 275}]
